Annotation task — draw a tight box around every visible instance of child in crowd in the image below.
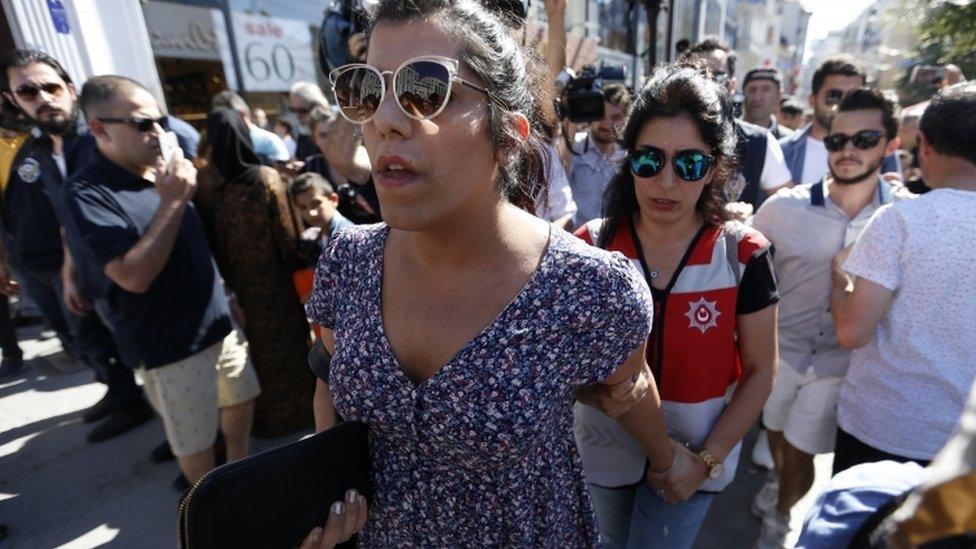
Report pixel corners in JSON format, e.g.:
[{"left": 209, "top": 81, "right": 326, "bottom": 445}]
[{"left": 289, "top": 173, "right": 353, "bottom": 339}]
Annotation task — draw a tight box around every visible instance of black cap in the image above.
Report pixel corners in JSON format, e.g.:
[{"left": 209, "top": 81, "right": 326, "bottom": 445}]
[{"left": 743, "top": 68, "right": 782, "bottom": 90}]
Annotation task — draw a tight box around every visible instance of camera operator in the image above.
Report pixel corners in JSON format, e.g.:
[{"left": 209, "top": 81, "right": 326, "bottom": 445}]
[
  {"left": 318, "top": 0, "right": 371, "bottom": 75},
  {"left": 560, "top": 77, "right": 631, "bottom": 228}
]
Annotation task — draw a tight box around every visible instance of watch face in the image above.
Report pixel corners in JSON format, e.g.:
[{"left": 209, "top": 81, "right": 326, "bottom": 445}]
[{"left": 709, "top": 463, "right": 725, "bottom": 479}]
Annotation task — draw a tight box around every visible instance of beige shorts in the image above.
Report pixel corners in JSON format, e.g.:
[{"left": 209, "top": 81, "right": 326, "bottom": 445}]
[
  {"left": 138, "top": 330, "right": 261, "bottom": 457},
  {"left": 762, "top": 364, "right": 843, "bottom": 455}
]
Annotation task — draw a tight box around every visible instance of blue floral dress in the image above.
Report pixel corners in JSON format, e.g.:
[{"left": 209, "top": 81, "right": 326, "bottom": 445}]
[{"left": 306, "top": 224, "right": 652, "bottom": 547}]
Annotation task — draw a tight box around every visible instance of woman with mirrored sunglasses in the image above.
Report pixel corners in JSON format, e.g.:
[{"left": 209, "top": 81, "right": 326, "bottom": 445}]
[
  {"left": 300, "top": 0, "right": 678, "bottom": 547},
  {"left": 574, "top": 65, "right": 779, "bottom": 548}
]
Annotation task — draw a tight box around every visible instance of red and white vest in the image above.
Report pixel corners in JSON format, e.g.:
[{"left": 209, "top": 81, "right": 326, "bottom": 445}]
[{"left": 574, "top": 218, "right": 771, "bottom": 491}]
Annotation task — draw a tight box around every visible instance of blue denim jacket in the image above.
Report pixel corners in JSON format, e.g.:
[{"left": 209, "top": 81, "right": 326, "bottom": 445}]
[{"left": 779, "top": 124, "right": 901, "bottom": 184}]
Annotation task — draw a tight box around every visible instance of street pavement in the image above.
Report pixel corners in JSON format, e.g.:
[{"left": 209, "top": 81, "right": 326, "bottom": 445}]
[{"left": 0, "top": 325, "right": 831, "bottom": 548}]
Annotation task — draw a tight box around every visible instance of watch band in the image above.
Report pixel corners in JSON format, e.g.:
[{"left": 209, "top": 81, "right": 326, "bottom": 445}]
[{"left": 698, "top": 449, "right": 720, "bottom": 474}]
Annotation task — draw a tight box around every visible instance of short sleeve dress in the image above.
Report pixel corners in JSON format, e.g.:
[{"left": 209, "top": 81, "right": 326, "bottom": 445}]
[{"left": 306, "top": 223, "right": 653, "bottom": 547}]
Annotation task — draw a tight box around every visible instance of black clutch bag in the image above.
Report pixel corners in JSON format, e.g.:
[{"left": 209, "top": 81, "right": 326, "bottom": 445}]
[{"left": 177, "top": 421, "right": 370, "bottom": 548}]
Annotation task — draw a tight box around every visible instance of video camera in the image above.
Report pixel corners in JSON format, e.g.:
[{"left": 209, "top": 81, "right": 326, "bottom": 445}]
[
  {"left": 319, "top": 0, "right": 371, "bottom": 74},
  {"left": 557, "top": 64, "right": 628, "bottom": 123}
]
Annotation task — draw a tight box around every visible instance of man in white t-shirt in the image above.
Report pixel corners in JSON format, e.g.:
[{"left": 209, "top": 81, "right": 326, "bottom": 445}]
[
  {"left": 751, "top": 88, "right": 911, "bottom": 549},
  {"left": 780, "top": 56, "right": 901, "bottom": 186},
  {"left": 829, "top": 82, "right": 976, "bottom": 476}
]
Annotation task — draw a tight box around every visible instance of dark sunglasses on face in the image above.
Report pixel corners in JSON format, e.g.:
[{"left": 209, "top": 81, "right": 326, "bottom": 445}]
[
  {"left": 98, "top": 116, "right": 170, "bottom": 133},
  {"left": 12, "top": 82, "right": 65, "bottom": 101},
  {"left": 291, "top": 107, "right": 311, "bottom": 115},
  {"left": 823, "top": 130, "right": 884, "bottom": 152},
  {"left": 824, "top": 89, "right": 845, "bottom": 106},
  {"left": 329, "top": 55, "right": 512, "bottom": 123},
  {"left": 629, "top": 147, "right": 715, "bottom": 181}
]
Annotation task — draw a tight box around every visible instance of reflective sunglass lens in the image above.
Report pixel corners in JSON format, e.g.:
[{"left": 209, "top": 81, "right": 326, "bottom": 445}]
[
  {"left": 851, "top": 131, "right": 882, "bottom": 149},
  {"left": 335, "top": 67, "right": 383, "bottom": 122},
  {"left": 630, "top": 150, "right": 664, "bottom": 178},
  {"left": 395, "top": 61, "right": 451, "bottom": 119},
  {"left": 673, "top": 151, "right": 711, "bottom": 181},
  {"left": 823, "top": 134, "right": 847, "bottom": 152}
]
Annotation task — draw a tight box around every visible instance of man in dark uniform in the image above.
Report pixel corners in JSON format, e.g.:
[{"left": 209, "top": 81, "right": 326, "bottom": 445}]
[{"left": 0, "top": 49, "right": 152, "bottom": 441}]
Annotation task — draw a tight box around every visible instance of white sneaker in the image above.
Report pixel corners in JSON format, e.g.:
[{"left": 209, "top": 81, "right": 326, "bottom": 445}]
[
  {"left": 751, "top": 476, "right": 779, "bottom": 519},
  {"left": 753, "top": 510, "right": 791, "bottom": 549},
  {"left": 751, "top": 429, "right": 775, "bottom": 470}
]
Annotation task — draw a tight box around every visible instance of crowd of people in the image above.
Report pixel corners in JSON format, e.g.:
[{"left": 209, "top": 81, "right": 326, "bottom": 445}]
[{"left": 1, "top": 0, "right": 975, "bottom": 547}]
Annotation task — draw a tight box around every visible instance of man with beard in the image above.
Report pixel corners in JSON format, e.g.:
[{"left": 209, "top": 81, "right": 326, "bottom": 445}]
[
  {"left": 750, "top": 88, "right": 912, "bottom": 549},
  {"left": 0, "top": 50, "right": 152, "bottom": 441},
  {"left": 780, "top": 56, "right": 900, "bottom": 186},
  {"left": 566, "top": 82, "right": 631, "bottom": 227}
]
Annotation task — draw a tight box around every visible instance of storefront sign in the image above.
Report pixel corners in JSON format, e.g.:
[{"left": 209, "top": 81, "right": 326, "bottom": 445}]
[
  {"left": 46, "top": 0, "right": 70, "bottom": 34},
  {"left": 144, "top": 2, "right": 226, "bottom": 61},
  {"left": 231, "top": 12, "right": 315, "bottom": 92}
]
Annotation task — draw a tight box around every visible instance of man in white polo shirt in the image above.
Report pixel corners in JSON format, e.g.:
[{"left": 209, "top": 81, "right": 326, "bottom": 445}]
[{"left": 751, "top": 88, "right": 912, "bottom": 549}]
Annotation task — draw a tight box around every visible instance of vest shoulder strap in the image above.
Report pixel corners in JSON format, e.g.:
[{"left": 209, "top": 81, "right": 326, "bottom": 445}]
[{"left": 723, "top": 230, "right": 741, "bottom": 287}]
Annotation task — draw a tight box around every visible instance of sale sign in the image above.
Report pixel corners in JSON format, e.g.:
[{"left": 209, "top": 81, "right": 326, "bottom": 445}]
[{"left": 231, "top": 12, "right": 316, "bottom": 92}]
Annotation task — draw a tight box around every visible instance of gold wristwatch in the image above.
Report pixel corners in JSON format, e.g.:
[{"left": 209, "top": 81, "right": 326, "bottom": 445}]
[{"left": 698, "top": 449, "right": 725, "bottom": 480}]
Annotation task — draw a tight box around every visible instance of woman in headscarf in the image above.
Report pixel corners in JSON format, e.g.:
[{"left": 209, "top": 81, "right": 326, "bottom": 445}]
[{"left": 195, "top": 107, "right": 313, "bottom": 437}]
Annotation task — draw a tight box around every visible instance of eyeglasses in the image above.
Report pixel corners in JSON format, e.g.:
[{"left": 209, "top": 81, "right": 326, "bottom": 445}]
[
  {"left": 97, "top": 116, "right": 170, "bottom": 133},
  {"left": 824, "top": 89, "right": 845, "bottom": 106},
  {"left": 291, "top": 107, "right": 311, "bottom": 115},
  {"left": 629, "top": 147, "right": 715, "bottom": 181},
  {"left": 823, "top": 130, "right": 884, "bottom": 152},
  {"left": 12, "top": 82, "right": 65, "bottom": 102},
  {"left": 329, "top": 55, "right": 512, "bottom": 124}
]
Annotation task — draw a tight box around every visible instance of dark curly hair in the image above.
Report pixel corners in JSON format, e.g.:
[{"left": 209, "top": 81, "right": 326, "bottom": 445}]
[
  {"left": 598, "top": 64, "right": 737, "bottom": 248},
  {"left": 368, "top": 0, "right": 554, "bottom": 212}
]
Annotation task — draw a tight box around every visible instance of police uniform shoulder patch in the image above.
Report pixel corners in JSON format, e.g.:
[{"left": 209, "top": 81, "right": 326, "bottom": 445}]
[{"left": 17, "top": 157, "right": 41, "bottom": 184}]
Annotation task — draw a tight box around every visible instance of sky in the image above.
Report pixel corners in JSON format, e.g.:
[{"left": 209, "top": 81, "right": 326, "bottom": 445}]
[{"left": 800, "top": 0, "right": 877, "bottom": 60}]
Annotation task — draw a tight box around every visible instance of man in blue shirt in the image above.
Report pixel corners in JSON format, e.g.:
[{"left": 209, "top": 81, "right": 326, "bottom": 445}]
[{"left": 66, "top": 75, "right": 260, "bottom": 485}]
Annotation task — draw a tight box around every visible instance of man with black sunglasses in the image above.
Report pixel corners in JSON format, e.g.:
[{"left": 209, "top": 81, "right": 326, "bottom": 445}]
[
  {"left": 0, "top": 49, "right": 154, "bottom": 441},
  {"left": 750, "top": 88, "right": 913, "bottom": 549},
  {"left": 65, "top": 75, "right": 259, "bottom": 488},
  {"left": 780, "top": 56, "right": 901, "bottom": 186}
]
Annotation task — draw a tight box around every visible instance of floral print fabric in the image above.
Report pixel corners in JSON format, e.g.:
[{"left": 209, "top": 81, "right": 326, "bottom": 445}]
[{"left": 306, "top": 224, "right": 653, "bottom": 547}]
